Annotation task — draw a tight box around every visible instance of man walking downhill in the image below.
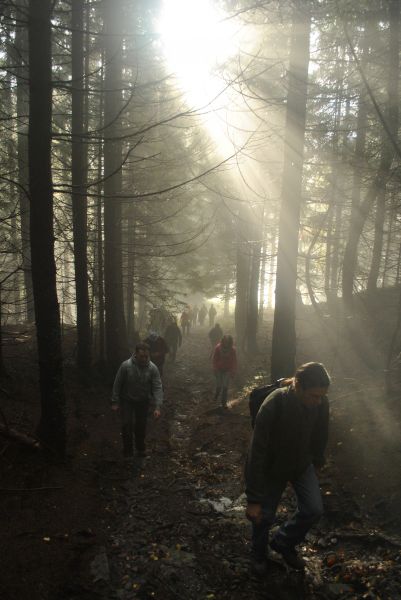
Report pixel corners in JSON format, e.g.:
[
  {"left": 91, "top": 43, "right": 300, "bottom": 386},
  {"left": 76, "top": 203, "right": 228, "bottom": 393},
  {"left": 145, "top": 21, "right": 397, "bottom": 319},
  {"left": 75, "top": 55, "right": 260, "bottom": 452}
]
[
  {"left": 164, "top": 317, "right": 182, "bottom": 362},
  {"left": 208, "top": 322, "right": 223, "bottom": 351},
  {"left": 198, "top": 304, "right": 207, "bottom": 326},
  {"left": 180, "top": 308, "right": 191, "bottom": 336},
  {"left": 192, "top": 305, "right": 199, "bottom": 328},
  {"left": 208, "top": 303, "right": 217, "bottom": 327},
  {"left": 245, "top": 362, "right": 330, "bottom": 576},
  {"left": 112, "top": 342, "right": 163, "bottom": 459}
]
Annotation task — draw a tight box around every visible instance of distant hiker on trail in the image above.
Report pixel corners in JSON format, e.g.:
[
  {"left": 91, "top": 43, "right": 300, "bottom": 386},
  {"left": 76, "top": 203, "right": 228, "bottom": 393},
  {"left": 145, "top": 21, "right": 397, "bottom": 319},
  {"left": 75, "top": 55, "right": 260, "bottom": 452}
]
[
  {"left": 180, "top": 309, "right": 191, "bottom": 336},
  {"left": 148, "top": 307, "right": 168, "bottom": 334},
  {"left": 198, "top": 304, "right": 207, "bottom": 326},
  {"left": 191, "top": 305, "right": 199, "bottom": 328},
  {"left": 144, "top": 331, "right": 169, "bottom": 377},
  {"left": 212, "top": 334, "right": 237, "bottom": 409},
  {"left": 164, "top": 318, "right": 182, "bottom": 362},
  {"left": 111, "top": 342, "right": 163, "bottom": 459},
  {"left": 208, "top": 322, "right": 223, "bottom": 350},
  {"left": 208, "top": 303, "right": 217, "bottom": 327},
  {"left": 187, "top": 306, "right": 194, "bottom": 327},
  {"left": 245, "top": 362, "right": 330, "bottom": 576}
]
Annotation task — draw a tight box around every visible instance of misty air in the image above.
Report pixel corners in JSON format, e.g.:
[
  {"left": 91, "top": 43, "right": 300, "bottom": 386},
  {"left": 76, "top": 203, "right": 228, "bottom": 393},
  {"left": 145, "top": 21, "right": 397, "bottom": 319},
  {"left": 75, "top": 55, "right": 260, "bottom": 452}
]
[{"left": 1, "top": 1, "right": 401, "bottom": 598}]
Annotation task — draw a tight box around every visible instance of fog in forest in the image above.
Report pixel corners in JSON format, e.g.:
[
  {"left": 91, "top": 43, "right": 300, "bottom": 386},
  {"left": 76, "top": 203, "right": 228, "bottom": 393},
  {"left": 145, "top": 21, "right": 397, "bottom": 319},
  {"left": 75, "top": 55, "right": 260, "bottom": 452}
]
[
  {"left": 1, "top": 1, "right": 401, "bottom": 599},
  {"left": 2, "top": 0, "right": 401, "bottom": 378}
]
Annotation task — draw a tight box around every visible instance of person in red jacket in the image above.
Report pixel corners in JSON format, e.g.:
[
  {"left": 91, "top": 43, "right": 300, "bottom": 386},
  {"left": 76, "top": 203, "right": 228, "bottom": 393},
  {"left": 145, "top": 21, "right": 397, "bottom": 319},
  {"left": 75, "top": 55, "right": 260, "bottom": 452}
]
[{"left": 212, "top": 334, "right": 237, "bottom": 409}]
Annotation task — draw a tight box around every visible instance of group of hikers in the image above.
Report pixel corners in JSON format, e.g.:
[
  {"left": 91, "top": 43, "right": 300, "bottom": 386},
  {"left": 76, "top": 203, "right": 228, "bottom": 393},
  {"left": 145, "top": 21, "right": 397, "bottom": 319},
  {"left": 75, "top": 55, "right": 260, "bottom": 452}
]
[
  {"left": 180, "top": 303, "right": 217, "bottom": 335},
  {"left": 111, "top": 313, "right": 235, "bottom": 458},
  {"left": 111, "top": 312, "right": 331, "bottom": 577}
]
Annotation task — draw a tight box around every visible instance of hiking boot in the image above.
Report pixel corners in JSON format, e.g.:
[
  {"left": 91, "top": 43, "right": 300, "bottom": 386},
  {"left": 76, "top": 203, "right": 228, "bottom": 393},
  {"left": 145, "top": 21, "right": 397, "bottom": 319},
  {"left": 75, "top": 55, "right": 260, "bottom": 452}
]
[
  {"left": 250, "top": 557, "right": 268, "bottom": 577},
  {"left": 269, "top": 539, "right": 305, "bottom": 570}
]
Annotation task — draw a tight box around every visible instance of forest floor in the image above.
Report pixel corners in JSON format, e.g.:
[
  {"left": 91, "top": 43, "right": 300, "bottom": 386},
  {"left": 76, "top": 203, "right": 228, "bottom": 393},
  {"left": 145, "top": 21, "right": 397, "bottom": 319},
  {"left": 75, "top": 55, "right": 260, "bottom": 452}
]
[{"left": 1, "top": 311, "right": 401, "bottom": 600}]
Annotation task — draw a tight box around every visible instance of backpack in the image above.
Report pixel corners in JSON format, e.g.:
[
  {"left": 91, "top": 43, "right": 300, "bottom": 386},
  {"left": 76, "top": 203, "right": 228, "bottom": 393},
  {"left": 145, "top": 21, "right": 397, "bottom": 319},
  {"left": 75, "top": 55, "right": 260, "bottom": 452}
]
[{"left": 249, "top": 379, "right": 286, "bottom": 428}]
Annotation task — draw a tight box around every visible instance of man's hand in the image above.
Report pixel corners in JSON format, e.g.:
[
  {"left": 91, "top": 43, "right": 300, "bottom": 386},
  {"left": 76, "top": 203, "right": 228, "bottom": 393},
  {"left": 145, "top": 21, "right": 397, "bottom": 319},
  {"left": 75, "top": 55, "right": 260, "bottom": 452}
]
[
  {"left": 153, "top": 409, "right": 161, "bottom": 419},
  {"left": 111, "top": 404, "right": 119, "bottom": 412},
  {"left": 246, "top": 502, "right": 263, "bottom": 524}
]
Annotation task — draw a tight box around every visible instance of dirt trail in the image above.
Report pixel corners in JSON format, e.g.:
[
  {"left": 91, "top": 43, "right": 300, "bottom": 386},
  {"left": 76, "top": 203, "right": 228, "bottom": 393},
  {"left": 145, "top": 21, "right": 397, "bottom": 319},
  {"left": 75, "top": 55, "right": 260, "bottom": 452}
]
[
  {"left": 61, "top": 330, "right": 308, "bottom": 599},
  {"left": 61, "top": 328, "right": 401, "bottom": 600},
  {"left": 2, "top": 325, "right": 401, "bottom": 599}
]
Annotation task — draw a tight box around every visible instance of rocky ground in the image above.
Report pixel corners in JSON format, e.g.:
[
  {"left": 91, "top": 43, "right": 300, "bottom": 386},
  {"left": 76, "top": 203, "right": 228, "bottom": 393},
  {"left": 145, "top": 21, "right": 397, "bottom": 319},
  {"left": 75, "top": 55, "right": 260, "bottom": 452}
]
[{"left": 1, "top": 319, "right": 401, "bottom": 599}]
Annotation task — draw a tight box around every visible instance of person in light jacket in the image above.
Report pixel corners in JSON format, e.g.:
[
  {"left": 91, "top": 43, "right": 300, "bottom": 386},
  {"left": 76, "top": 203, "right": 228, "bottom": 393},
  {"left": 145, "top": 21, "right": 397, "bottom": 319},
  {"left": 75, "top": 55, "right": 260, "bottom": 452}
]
[{"left": 112, "top": 342, "right": 163, "bottom": 458}]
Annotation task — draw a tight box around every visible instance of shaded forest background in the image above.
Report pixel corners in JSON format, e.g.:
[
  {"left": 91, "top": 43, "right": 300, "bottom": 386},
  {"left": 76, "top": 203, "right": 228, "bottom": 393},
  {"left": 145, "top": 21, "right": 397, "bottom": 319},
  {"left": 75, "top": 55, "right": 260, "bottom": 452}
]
[{"left": 1, "top": 0, "right": 401, "bottom": 458}]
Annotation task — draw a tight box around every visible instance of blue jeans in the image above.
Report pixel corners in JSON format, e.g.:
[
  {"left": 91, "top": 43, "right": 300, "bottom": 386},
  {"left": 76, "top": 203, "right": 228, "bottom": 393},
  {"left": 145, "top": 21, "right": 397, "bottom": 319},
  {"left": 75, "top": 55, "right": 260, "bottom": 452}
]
[
  {"left": 120, "top": 400, "right": 149, "bottom": 456},
  {"left": 215, "top": 371, "right": 230, "bottom": 406},
  {"left": 251, "top": 464, "right": 323, "bottom": 560}
]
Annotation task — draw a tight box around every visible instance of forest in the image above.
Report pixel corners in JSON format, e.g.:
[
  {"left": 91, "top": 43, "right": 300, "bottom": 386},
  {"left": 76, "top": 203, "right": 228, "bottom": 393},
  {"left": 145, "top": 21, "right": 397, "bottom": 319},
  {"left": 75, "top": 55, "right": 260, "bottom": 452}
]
[{"left": 1, "top": 0, "right": 401, "bottom": 599}]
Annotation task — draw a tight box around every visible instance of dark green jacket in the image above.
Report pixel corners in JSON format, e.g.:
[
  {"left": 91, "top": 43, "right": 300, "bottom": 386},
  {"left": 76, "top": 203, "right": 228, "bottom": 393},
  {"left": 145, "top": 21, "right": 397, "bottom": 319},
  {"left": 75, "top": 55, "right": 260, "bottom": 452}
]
[{"left": 245, "top": 386, "right": 329, "bottom": 503}]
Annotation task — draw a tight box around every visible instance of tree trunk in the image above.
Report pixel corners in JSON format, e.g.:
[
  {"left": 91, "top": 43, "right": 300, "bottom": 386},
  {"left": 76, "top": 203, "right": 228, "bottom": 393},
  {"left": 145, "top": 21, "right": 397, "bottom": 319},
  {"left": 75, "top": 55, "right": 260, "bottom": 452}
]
[
  {"left": 234, "top": 241, "right": 249, "bottom": 353},
  {"left": 367, "top": 0, "right": 399, "bottom": 291},
  {"left": 94, "top": 57, "right": 105, "bottom": 364},
  {"left": 342, "top": 22, "right": 372, "bottom": 311},
  {"left": 126, "top": 215, "right": 136, "bottom": 342},
  {"left": 324, "top": 205, "right": 334, "bottom": 303},
  {"left": 103, "top": 0, "right": 128, "bottom": 373},
  {"left": 137, "top": 285, "right": 147, "bottom": 332},
  {"left": 258, "top": 231, "right": 267, "bottom": 324},
  {"left": 267, "top": 228, "right": 276, "bottom": 309},
  {"left": 71, "top": 0, "right": 91, "bottom": 374},
  {"left": 330, "top": 93, "right": 350, "bottom": 303},
  {"left": 0, "top": 286, "right": 4, "bottom": 375},
  {"left": 15, "top": 0, "right": 35, "bottom": 322},
  {"left": 325, "top": 45, "right": 344, "bottom": 306},
  {"left": 271, "top": 3, "right": 311, "bottom": 379},
  {"left": 382, "top": 193, "right": 394, "bottom": 287},
  {"left": 396, "top": 242, "right": 401, "bottom": 285},
  {"left": 96, "top": 182, "right": 105, "bottom": 363},
  {"left": 223, "top": 282, "right": 230, "bottom": 318},
  {"left": 5, "top": 17, "right": 20, "bottom": 319},
  {"left": 28, "top": 0, "right": 66, "bottom": 458},
  {"left": 246, "top": 239, "right": 261, "bottom": 353},
  {"left": 368, "top": 185, "right": 387, "bottom": 290}
]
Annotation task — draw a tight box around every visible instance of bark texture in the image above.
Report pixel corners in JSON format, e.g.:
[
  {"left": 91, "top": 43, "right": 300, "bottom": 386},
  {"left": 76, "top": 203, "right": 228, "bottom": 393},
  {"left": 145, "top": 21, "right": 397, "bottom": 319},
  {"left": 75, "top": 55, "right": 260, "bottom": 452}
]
[
  {"left": 271, "top": 3, "right": 311, "bottom": 379},
  {"left": 28, "top": 0, "right": 66, "bottom": 457}
]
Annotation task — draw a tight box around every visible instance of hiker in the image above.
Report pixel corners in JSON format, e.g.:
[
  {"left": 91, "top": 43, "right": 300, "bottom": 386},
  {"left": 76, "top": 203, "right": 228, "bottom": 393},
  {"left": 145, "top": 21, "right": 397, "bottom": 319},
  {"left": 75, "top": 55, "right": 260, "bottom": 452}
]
[
  {"left": 180, "top": 309, "right": 191, "bottom": 336},
  {"left": 208, "top": 322, "right": 223, "bottom": 350},
  {"left": 164, "top": 318, "right": 182, "bottom": 362},
  {"left": 198, "top": 304, "right": 207, "bottom": 326},
  {"left": 212, "top": 334, "right": 237, "bottom": 409},
  {"left": 144, "top": 331, "right": 169, "bottom": 377},
  {"left": 208, "top": 303, "right": 217, "bottom": 327},
  {"left": 111, "top": 342, "right": 163, "bottom": 458},
  {"left": 187, "top": 306, "right": 194, "bottom": 328},
  {"left": 191, "top": 305, "right": 199, "bottom": 328},
  {"left": 148, "top": 307, "right": 166, "bottom": 334},
  {"left": 245, "top": 362, "right": 330, "bottom": 575}
]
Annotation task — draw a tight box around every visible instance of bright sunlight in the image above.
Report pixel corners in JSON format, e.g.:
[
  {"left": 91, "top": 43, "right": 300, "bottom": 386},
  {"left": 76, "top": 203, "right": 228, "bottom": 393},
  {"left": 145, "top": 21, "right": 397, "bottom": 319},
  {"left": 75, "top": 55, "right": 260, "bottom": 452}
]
[
  {"left": 156, "top": 0, "right": 238, "bottom": 108},
  {"left": 156, "top": 0, "right": 271, "bottom": 209}
]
